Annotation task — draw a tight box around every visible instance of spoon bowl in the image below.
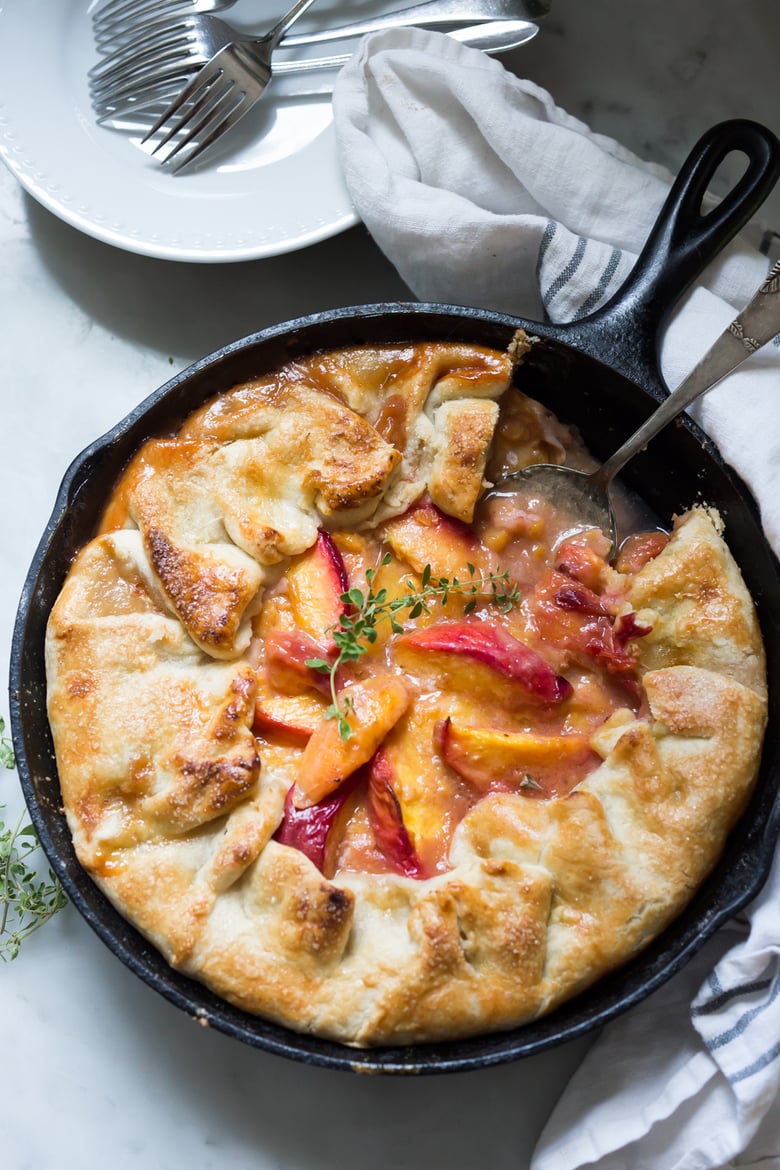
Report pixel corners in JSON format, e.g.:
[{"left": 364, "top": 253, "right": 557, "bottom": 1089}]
[{"left": 487, "top": 461, "right": 619, "bottom": 555}]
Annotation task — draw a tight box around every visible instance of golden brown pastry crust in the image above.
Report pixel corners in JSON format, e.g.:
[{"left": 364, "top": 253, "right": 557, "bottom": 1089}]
[{"left": 45, "top": 342, "right": 767, "bottom": 1047}]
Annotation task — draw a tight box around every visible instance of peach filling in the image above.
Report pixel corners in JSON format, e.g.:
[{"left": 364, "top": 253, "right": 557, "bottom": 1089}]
[{"left": 254, "top": 497, "right": 669, "bottom": 881}]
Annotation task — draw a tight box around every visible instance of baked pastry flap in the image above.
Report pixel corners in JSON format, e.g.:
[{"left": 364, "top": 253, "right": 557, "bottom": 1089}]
[{"left": 105, "top": 344, "right": 514, "bottom": 661}]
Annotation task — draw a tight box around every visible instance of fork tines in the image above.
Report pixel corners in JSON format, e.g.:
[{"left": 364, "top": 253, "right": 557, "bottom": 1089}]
[
  {"left": 90, "top": 16, "right": 198, "bottom": 78},
  {"left": 142, "top": 45, "right": 260, "bottom": 174},
  {"left": 89, "top": 17, "right": 208, "bottom": 120},
  {"left": 92, "top": 0, "right": 191, "bottom": 40}
]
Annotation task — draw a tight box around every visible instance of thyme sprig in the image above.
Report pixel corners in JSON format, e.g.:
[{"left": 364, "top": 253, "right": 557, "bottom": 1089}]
[
  {"left": 0, "top": 718, "right": 67, "bottom": 961},
  {"left": 307, "top": 556, "right": 520, "bottom": 739}
]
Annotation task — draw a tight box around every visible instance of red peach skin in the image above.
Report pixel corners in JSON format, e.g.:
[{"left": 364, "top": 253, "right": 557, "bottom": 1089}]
[
  {"left": 383, "top": 500, "right": 493, "bottom": 580},
  {"left": 286, "top": 529, "right": 349, "bottom": 640},
  {"left": 253, "top": 690, "right": 327, "bottom": 744},
  {"left": 264, "top": 629, "right": 334, "bottom": 696},
  {"left": 274, "top": 772, "right": 361, "bottom": 872},
  {"left": 398, "top": 620, "right": 572, "bottom": 702},
  {"left": 367, "top": 750, "right": 426, "bottom": 878}
]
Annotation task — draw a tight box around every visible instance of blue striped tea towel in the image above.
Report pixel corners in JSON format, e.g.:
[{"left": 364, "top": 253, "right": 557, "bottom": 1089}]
[{"left": 333, "top": 28, "right": 780, "bottom": 1169}]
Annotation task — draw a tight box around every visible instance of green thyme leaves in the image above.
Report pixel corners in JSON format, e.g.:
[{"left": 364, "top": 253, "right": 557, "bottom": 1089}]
[
  {"left": 0, "top": 717, "right": 67, "bottom": 961},
  {"left": 307, "top": 556, "right": 519, "bottom": 740}
]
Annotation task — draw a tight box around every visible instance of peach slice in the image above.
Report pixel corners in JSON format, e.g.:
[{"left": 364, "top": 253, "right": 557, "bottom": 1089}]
[
  {"left": 253, "top": 689, "right": 328, "bottom": 745},
  {"left": 366, "top": 750, "right": 426, "bottom": 878},
  {"left": 435, "top": 718, "right": 592, "bottom": 795},
  {"left": 383, "top": 500, "right": 494, "bottom": 582},
  {"left": 552, "top": 579, "right": 608, "bottom": 618},
  {"left": 397, "top": 620, "right": 572, "bottom": 703},
  {"left": 292, "top": 675, "right": 410, "bottom": 808},
  {"left": 264, "top": 629, "right": 333, "bottom": 696},
  {"left": 274, "top": 771, "right": 362, "bottom": 873},
  {"left": 614, "top": 530, "right": 670, "bottom": 575},
  {"left": 367, "top": 705, "right": 473, "bottom": 875},
  {"left": 286, "top": 529, "right": 349, "bottom": 640},
  {"left": 529, "top": 570, "right": 644, "bottom": 682},
  {"left": 555, "top": 537, "right": 611, "bottom": 592}
]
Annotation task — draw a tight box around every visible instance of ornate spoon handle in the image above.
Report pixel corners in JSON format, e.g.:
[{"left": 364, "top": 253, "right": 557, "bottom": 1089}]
[{"left": 594, "top": 257, "right": 780, "bottom": 488}]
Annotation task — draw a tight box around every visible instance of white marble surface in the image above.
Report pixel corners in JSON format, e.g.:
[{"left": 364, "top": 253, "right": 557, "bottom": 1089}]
[{"left": 1, "top": 2, "right": 778, "bottom": 1168}]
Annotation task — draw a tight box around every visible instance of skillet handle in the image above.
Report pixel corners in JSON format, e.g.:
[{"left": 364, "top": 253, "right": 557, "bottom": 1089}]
[{"left": 553, "top": 119, "right": 780, "bottom": 397}]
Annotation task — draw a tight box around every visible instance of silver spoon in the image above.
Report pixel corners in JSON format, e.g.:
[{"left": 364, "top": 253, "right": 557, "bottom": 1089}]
[
  {"left": 490, "top": 257, "right": 780, "bottom": 559},
  {"left": 272, "top": 18, "right": 540, "bottom": 73}
]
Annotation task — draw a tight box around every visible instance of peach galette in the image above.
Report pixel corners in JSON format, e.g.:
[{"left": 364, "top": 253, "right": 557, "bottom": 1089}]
[{"left": 45, "top": 339, "right": 767, "bottom": 1046}]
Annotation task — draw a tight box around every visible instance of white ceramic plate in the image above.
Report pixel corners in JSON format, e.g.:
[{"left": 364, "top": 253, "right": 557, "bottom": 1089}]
[{"left": 0, "top": 0, "right": 360, "bottom": 262}]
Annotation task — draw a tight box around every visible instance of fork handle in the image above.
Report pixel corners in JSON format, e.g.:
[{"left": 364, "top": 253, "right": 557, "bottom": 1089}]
[{"left": 268, "top": 0, "right": 319, "bottom": 46}]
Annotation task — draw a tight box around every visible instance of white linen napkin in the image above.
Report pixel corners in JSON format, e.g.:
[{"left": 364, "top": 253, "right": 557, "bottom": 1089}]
[{"left": 332, "top": 28, "right": 780, "bottom": 1170}]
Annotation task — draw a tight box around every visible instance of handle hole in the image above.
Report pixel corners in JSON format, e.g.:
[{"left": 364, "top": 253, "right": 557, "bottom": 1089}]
[{"left": 700, "top": 150, "right": 751, "bottom": 217}]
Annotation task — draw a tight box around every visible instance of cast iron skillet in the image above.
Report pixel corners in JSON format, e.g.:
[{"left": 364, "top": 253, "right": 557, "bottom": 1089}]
[{"left": 10, "top": 119, "right": 780, "bottom": 1074}]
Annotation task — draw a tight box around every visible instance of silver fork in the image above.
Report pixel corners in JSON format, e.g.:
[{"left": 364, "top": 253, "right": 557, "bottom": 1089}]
[
  {"left": 140, "top": 0, "right": 323, "bottom": 173},
  {"left": 90, "top": 14, "right": 237, "bottom": 115},
  {"left": 102, "top": 21, "right": 542, "bottom": 129},
  {"left": 99, "top": 21, "right": 538, "bottom": 122},
  {"left": 89, "top": 0, "right": 539, "bottom": 116},
  {"left": 96, "top": 20, "right": 538, "bottom": 120}
]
